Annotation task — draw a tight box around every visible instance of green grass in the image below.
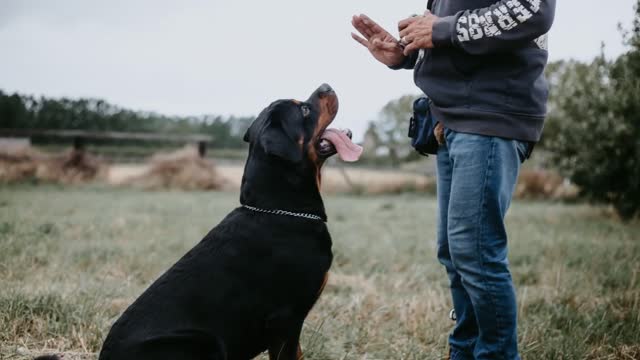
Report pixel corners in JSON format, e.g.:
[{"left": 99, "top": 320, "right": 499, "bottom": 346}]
[{"left": 0, "top": 186, "right": 639, "bottom": 359}]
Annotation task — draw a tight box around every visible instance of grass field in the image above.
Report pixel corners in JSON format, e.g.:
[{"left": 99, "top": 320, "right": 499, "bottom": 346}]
[{"left": 1, "top": 186, "right": 639, "bottom": 359}]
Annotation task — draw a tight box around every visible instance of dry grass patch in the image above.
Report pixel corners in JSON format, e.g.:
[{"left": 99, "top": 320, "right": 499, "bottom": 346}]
[
  {"left": 123, "top": 146, "right": 224, "bottom": 190},
  {"left": 110, "top": 162, "right": 434, "bottom": 195},
  {"left": 321, "top": 167, "right": 434, "bottom": 195},
  {"left": 515, "top": 169, "right": 578, "bottom": 200},
  {"left": 0, "top": 147, "right": 107, "bottom": 184}
]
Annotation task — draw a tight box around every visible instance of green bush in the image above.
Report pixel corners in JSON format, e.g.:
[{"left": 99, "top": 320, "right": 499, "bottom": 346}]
[{"left": 543, "top": 2, "right": 640, "bottom": 220}]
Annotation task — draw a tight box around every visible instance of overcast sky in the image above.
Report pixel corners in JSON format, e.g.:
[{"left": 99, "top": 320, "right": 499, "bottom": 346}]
[{"left": 1, "top": 0, "right": 636, "bottom": 140}]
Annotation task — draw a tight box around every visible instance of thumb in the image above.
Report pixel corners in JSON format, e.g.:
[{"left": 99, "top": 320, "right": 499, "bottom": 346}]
[
  {"left": 372, "top": 38, "right": 397, "bottom": 51},
  {"left": 423, "top": 10, "right": 431, "bottom": 16}
]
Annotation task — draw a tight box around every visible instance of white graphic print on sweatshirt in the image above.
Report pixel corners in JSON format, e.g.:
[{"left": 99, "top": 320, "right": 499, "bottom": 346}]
[{"left": 456, "top": 0, "right": 544, "bottom": 43}]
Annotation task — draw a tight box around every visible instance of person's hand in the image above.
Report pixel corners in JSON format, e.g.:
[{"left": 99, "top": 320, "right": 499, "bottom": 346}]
[
  {"left": 434, "top": 122, "right": 445, "bottom": 145},
  {"left": 351, "top": 14, "right": 406, "bottom": 67},
  {"left": 398, "top": 10, "right": 439, "bottom": 56}
]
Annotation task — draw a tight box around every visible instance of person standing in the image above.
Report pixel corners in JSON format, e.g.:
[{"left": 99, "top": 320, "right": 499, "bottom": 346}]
[{"left": 351, "top": 1, "right": 555, "bottom": 359}]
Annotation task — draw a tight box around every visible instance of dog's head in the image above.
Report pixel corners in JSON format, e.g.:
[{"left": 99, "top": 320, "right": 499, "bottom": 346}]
[
  {"left": 243, "top": 84, "right": 362, "bottom": 168},
  {"left": 240, "top": 84, "right": 362, "bottom": 216}
]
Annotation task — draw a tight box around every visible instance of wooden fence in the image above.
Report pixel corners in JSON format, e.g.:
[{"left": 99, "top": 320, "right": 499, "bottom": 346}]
[{"left": 0, "top": 129, "right": 212, "bottom": 157}]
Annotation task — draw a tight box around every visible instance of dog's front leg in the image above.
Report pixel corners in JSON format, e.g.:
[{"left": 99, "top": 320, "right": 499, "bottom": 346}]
[
  {"left": 268, "top": 340, "right": 302, "bottom": 360},
  {"left": 268, "top": 321, "right": 303, "bottom": 360}
]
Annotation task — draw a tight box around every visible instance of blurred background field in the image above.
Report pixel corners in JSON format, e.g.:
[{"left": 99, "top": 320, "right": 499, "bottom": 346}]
[{"left": 1, "top": 186, "right": 638, "bottom": 359}]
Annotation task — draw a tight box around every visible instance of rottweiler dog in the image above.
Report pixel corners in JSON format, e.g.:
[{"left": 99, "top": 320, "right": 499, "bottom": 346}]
[{"left": 91, "top": 84, "right": 362, "bottom": 360}]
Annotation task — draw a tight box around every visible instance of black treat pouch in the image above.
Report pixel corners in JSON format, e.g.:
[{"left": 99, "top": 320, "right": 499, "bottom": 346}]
[{"left": 408, "top": 97, "right": 439, "bottom": 156}]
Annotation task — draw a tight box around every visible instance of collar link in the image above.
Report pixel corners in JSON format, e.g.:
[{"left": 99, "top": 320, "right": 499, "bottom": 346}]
[{"left": 242, "top": 204, "right": 325, "bottom": 222}]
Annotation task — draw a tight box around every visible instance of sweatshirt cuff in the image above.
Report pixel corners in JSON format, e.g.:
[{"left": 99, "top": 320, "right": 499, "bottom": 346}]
[
  {"left": 388, "top": 54, "right": 413, "bottom": 70},
  {"left": 388, "top": 56, "right": 411, "bottom": 70},
  {"left": 433, "top": 16, "right": 456, "bottom": 47}
]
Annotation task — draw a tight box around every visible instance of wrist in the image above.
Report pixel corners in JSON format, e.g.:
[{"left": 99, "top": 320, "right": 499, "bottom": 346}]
[
  {"left": 388, "top": 55, "right": 408, "bottom": 69},
  {"left": 432, "top": 16, "right": 456, "bottom": 47}
]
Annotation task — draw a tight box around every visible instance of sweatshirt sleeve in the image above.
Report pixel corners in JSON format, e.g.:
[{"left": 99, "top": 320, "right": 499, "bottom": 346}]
[
  {"left": 432, "top": 0, "right": 555, "bottom": 54},
  {"left": 388, "top": 51, "right": 420, "bottom": 70}
]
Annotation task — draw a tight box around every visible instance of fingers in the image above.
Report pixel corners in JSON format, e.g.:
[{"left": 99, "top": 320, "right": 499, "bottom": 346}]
[
  {"left": 400, "top": 35, "right": 416, "bottom": 55},
  {"left": 359, "top": 14, "right": 388, "bottom": 36},
  {"left": 351, "top": 15, "right": 373, "bottom": 39},
  {"left": 403, "top": 42, "right": 420, "bottom": 56},
  {"left": 399, "top": 23, "right": 415, "bottom": 40},
  {"left": 351, "top": 32, "right": 369, "bottom": 48},
  {"left": 402, "top": 40, "right": 433, "bottom": 56},
  {"left": 398, "top": 16, "right": 420, "bottom": 32},
  {"left": 352, "top": 31, "right": 399, "bottom": 52},
  {"left": 372, "top": 38, "right": 400, "bottom": 51},
  {"left": 401, "top": 34, "right": 415, "bottom": 44}
]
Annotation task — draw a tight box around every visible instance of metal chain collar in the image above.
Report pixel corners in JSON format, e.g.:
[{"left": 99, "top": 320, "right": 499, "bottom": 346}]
[{"left": 242, "top": 204, "right": 324, "bottom": 222}]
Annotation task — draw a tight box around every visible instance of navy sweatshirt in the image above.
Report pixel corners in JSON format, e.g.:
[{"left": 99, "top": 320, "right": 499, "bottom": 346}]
[{"left": 394, "top": 0, "right": 556, "bottom": 142}]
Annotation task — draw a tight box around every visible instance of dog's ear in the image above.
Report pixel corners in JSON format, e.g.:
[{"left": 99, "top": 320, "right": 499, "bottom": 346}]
[
  {"left": 243, "top": 127, "right": 251, "bottom": 143},
  {"left": 260, "top": 102, "right": 304, "bottom": 163},
  {"left": 244, "top": 106, "right": 271, "bottom": 144}
]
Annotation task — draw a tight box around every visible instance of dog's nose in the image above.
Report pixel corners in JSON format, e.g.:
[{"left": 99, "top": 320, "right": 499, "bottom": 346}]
[{"left": 317, "top": 83, "right": 333, "bottom": 94}]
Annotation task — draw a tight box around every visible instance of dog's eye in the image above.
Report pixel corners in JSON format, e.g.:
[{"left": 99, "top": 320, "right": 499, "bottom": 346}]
[{"left": 301, "top": 105, "right": 311, "bottom": 118}]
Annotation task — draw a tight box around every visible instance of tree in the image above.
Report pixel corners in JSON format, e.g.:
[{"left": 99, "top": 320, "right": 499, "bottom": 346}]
[
  {"left": 544, "top": 1, "right": 640, "bottom": 219},
  {"left": 0, "top": 91, "right": 254, "bottom": 149},
  {"left": 0, "top": 92, "right": 32, "bottom": 128},
  {"left": 369, "top": 94, "right": 419, "bottom": 165}
]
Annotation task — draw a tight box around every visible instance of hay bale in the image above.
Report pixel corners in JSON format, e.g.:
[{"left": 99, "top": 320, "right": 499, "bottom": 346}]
[
  {"left": 0, "top": 147, "right": 108, "bottom": 184},
  {"left": 126, "top": 146, "right": 224, "bottom": 190},
  {"left": 0, "top": 147, "right": 40, "bottom": 182},
  {"left": 37, "top": 149, "right": 108, "bottom": 184}
]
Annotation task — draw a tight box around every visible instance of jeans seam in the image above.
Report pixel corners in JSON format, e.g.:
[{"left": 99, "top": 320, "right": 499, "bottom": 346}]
[
  {"left": 444, "top": 127, "right": 453, "bottom": 148},
  {"left": 451, "top": 348, "right": 473, "bottom": 360},
  {"left": 478, "top": 137, "right": 507, "bottom": 360},
  {"left": 445, "top": 131, "right": 468, "bottom": 357}
]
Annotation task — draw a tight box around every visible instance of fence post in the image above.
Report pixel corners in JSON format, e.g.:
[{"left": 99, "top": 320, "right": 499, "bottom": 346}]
[
  {"left": 73, "top": 136, "right": 86, "bottom": 151},
  {"left": 198, "top": 141, "right": 207, "bottom": 158}
]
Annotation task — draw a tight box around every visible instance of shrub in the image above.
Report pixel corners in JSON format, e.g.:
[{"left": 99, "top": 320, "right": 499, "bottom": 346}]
[{"left": 543, "top": 2, "right": 640, "bottom": 219}]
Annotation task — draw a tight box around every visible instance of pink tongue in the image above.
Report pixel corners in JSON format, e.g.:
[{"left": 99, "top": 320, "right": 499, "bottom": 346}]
[{"left": 321, "top": 128, "right": 363, "bottom": 162}]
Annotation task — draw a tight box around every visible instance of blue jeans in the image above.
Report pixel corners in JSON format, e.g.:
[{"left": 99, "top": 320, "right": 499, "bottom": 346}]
[{"left": 436, "top": 129, "right": 528, "bottom": 360}]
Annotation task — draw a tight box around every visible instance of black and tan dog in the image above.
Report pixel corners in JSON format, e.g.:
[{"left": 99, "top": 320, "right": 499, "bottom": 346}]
[{"left": 91, "top": 84, "right": 361, "bottom": 360}]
